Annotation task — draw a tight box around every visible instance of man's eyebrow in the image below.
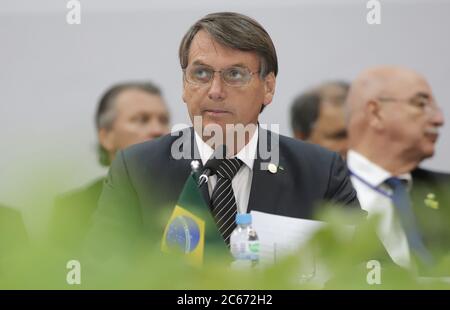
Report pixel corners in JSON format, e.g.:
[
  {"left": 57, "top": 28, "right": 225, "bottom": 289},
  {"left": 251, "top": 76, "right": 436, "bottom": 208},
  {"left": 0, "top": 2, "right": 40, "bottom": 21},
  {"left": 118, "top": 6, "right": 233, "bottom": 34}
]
[
  {"left": 327, "top": 129, "right": 348, "bottom": 139},
  {"left": 413, "top": 92, "right": 431, "bottom": 99},
  {"left": 190, "top": 61, "right": 249, "bottom": 68},
  {"left": 191, "top": 60, "right": 210, "bottom": 66},
  {"left": 228, "top": 63, "right": 248, "bottom": 68}
]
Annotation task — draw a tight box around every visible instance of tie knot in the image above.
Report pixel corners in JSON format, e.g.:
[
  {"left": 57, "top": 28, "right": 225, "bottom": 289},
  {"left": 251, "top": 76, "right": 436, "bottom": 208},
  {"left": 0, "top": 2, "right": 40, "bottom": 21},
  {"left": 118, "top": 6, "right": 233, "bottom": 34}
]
[
  {"left": 216, "top": 158, "right": 243, "bottom": 179},
  {"left": 384, "top": 177, "right": 407, "bottom": 190}
]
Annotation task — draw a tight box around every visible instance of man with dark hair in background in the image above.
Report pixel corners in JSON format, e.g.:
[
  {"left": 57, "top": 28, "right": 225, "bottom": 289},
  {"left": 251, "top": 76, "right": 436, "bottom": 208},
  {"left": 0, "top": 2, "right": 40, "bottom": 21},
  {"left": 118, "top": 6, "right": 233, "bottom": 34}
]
[
  {"left": 291, "top": 81, "right": 350, "bottom": 159},
  {"left": 49, "top": 81, "right": 170, "bottom": 250}
]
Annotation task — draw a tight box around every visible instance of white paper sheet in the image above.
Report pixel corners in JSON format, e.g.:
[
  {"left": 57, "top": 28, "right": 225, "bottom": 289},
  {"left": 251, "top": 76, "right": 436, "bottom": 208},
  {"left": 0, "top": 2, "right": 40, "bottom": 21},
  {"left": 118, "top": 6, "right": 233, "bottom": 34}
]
[{"left": 250, "top": 210, "right": 326, "bottom": 264}]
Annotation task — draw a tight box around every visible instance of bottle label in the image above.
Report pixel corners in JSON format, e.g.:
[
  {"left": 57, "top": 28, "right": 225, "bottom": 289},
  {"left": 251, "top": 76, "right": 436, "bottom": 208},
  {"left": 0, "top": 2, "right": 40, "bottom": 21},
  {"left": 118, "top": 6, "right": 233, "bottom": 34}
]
[
  {"left": 247, "top": 241, "right": 260, "bottom": 261},
  {"left": 231, "top": 240, "right": 260, "bottom": 260},
  {"left": 248, "top": 241, "right": 260, "bottom": 253}
]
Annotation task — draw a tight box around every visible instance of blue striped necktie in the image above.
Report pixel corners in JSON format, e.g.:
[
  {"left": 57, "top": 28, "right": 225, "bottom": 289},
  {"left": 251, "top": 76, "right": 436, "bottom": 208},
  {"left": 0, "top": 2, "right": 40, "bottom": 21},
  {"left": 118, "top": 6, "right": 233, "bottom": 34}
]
[{"left": 384, "top": 177, "right": 434, "bottom": 266}]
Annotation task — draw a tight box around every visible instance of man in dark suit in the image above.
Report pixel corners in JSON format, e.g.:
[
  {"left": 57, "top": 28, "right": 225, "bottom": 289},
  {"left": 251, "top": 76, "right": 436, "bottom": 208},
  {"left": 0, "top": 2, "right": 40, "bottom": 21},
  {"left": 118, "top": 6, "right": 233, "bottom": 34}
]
[
  {"left": 347, "top": 65, "right": 448, "bottom": 272},
  {"left": 49, "top": 81, "right": 170, "bottom": 251},
  {"left": 88, "top": 12, "right": 360, "bottom": 260}
]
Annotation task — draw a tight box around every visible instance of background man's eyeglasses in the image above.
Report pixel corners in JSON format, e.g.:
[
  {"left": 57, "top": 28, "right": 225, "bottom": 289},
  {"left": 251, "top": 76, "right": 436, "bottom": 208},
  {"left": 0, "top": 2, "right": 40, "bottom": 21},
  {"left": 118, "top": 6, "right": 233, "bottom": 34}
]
[{"left": 377, "top": 96, "right": 441, "bottom": 116}]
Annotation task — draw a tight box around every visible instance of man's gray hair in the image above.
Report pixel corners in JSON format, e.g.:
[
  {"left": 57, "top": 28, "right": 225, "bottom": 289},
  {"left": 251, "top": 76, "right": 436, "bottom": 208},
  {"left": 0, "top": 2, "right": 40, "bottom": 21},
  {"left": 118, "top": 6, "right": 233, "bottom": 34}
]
[
  {"left": 95, "top": 82, "right": 162, "bottom": 130},
  {"left": 95, "top": 81, "right": 162, "bottom": 166}
]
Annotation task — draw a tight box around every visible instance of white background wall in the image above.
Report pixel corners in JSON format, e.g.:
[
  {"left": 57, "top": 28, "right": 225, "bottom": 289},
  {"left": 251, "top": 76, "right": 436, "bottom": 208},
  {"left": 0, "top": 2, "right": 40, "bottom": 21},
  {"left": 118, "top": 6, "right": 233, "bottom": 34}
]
[{"left": 1, "top": 0, "right": 449, "bottom": 232}]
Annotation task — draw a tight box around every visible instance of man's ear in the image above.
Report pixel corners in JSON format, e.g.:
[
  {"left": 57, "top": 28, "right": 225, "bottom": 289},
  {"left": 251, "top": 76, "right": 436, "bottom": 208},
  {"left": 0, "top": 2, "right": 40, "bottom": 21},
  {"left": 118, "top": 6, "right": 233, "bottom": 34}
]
[
  {"left": 367, "top": 99, "right": 384, "bottom": 130},
  {"left": 262, "top": 72, "right": 276, "bottom": 108},
  {"left": 98, "top": 128, "right": 115, "bottom": 154}
]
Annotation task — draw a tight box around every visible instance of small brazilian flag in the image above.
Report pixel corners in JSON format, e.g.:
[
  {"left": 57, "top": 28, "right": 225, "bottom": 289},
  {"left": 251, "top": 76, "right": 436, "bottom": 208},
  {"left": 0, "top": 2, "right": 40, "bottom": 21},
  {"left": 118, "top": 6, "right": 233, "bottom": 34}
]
[
  {"left": 161, "top": 172, "right": 230, "bottom": 266},
  {"left": 161, "top": 205, "right": 205, "bottom": 266}
]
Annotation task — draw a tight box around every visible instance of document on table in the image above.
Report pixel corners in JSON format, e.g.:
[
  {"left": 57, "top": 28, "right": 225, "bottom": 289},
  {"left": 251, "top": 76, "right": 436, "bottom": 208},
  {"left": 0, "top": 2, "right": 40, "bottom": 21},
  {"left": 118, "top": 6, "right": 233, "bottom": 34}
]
[{"left": 250, "top": 210, "right": 326, "bottom": 264}]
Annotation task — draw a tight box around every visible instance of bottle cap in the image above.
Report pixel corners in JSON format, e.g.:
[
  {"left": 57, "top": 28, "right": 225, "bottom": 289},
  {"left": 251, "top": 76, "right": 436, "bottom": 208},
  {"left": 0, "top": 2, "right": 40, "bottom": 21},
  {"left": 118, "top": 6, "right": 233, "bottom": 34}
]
[{"left": 236, "top": 213, "right": 252, "bottom": 225}]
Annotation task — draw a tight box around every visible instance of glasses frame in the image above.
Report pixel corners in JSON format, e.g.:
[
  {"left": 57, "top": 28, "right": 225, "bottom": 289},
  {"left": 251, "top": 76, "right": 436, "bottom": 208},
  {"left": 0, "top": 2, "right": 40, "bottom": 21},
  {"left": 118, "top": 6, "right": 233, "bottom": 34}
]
[
  {"left": 376, "top": 96, "right": 441, "bottom": 116},
  {"left": 183, "top": 64, "right": 261, "bottom": 87}
]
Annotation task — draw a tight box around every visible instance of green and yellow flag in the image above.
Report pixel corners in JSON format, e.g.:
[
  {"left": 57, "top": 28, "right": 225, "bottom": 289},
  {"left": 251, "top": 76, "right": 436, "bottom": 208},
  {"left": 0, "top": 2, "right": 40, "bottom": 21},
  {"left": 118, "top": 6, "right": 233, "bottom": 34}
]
[{"left": 161, "top": 172, "right": 230, "bottom": 266}]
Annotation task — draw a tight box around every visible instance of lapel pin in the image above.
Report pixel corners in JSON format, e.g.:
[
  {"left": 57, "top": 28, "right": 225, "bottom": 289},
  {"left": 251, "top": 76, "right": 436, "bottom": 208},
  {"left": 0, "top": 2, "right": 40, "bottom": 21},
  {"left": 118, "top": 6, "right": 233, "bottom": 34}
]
[
  {"left": 268, "top": 163, "right": 278, "bottom": 174},
  {"left": 424, "top": 193, "right": 439, "bottom": 210},
  {"left": 190, "top": 160, "right": 201, "bottom": 173}
]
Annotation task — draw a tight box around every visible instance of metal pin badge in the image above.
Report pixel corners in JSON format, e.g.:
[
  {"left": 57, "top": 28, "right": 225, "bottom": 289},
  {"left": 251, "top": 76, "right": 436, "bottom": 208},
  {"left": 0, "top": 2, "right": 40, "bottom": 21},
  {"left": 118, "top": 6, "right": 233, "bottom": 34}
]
[
  {"left": 424, "top": 193, "right": 439, "bottom": 210},
  {"left": 268, "top": 163, "right": 278, "bottom": 174},
  {"left": 190, "top": 160, "right": 200, "bottom": 173}
]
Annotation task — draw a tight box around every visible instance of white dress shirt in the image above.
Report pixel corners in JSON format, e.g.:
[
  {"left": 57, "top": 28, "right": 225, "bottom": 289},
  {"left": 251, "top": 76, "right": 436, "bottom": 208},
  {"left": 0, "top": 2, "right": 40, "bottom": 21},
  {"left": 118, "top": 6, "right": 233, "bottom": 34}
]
[
  {"left": 347, "top": 150, "right": 412, "bottom": 268},
  {"left": 194, "top": 127, "right": 258, "bottom": 214}
]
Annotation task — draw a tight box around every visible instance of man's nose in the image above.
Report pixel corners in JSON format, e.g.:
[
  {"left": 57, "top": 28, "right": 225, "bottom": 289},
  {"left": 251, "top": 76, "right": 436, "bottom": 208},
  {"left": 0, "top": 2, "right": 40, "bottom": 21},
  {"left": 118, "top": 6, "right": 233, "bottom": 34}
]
[
  {"left": 147, "top": 122, "right": 167, "bottom": 139},
  {"left": 431, "top": 106, "right": 445, "bottom": 127},
  {"left": 207, "top": 73, "right": 226, "bottom": 101}
]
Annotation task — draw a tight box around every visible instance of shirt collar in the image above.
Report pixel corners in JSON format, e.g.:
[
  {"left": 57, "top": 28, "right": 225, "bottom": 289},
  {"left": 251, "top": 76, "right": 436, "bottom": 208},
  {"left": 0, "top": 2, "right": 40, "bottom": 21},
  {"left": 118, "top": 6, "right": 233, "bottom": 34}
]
[
  {"left": 347, "top": 150, "right": 412, "bottom": 188},
  {"left": 194, "top": 125, "right": 258, "bottom": 171}
]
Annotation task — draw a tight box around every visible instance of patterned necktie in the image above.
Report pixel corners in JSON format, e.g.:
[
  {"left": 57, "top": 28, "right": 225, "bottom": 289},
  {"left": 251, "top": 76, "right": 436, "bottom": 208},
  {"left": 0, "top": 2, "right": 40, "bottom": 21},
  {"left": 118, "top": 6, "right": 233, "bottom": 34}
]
[
  {"left": 384, "top": 177, "right": 434, "bottom": 266},
  {"left": 210, "top": 158, "right": 244, "bottom": 246}
]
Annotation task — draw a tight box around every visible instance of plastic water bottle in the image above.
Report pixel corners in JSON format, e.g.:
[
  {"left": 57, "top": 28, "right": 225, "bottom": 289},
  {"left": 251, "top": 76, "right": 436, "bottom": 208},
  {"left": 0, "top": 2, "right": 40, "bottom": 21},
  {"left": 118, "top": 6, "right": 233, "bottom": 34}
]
[{"left": 230, "top": 213, "right": 260, "bottom": 268}]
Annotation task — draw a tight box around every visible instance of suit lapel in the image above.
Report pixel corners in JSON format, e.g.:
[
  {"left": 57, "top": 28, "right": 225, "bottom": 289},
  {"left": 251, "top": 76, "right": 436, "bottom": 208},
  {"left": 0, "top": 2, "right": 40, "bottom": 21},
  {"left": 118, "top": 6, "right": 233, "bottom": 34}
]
[
  {"left": 169, "top": 127, "right": 211, "bottom": 207},
  {"left": 247, "top": 128, "right": 288, "bottom": 215},
  {"left": 169, "top": 127, "right": 290, "bottom": 213},
  {"left": 199, "top": 182, "right": 211, "bottom": 208}
]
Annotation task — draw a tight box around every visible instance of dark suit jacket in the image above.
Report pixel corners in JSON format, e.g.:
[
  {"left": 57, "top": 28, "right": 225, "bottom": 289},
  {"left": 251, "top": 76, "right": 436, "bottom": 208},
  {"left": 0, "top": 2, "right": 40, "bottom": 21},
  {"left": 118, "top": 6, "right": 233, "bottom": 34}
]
[
  {"left": 88, "top": 127, "right": 360, "bottom": 259},
  {"left": 49, "top": 178, "right": 104, "bottom": 251},
  {"left": 411, "top": 167, "right": 450, "bottom": 259},
  {"left": 362, "top": 167, "right": 450, "bottom": 273},
  {"left": 412, "top": 167, "right": 450, "bottom": 187}
]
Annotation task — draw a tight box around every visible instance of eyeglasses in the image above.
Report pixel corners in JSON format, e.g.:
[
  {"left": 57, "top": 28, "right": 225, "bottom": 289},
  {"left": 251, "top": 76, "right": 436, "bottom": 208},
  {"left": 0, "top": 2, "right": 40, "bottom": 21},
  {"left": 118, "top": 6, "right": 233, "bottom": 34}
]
[
  {"left": 183, "top": 64, "right": 260, "bottom": 87},
  {"left": 377, "top": 96, "right": 441, "bottom": 116}
]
